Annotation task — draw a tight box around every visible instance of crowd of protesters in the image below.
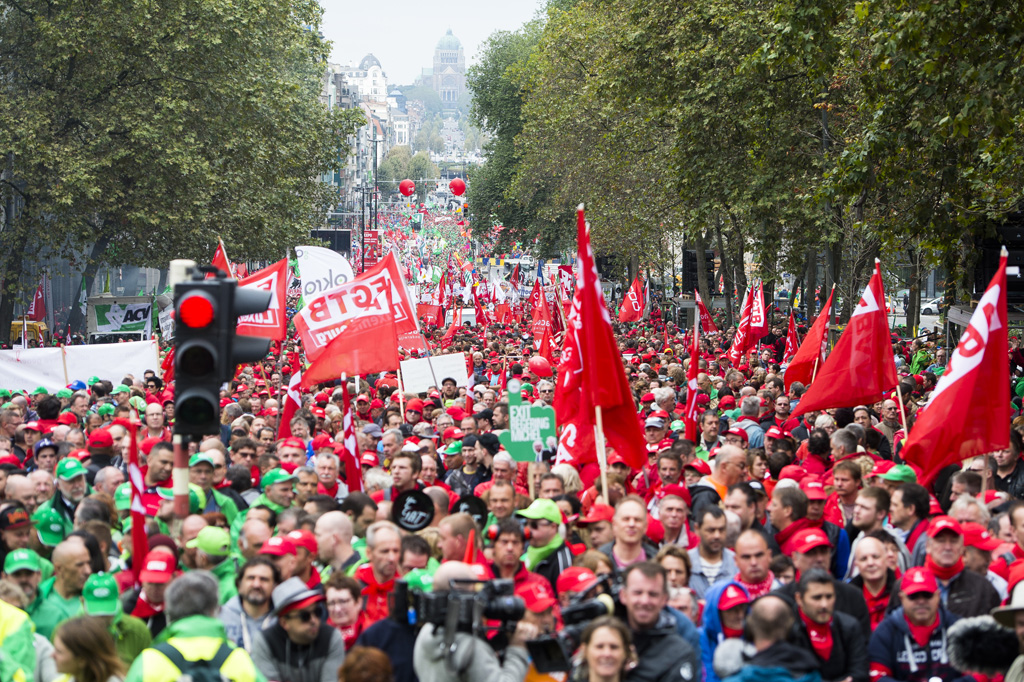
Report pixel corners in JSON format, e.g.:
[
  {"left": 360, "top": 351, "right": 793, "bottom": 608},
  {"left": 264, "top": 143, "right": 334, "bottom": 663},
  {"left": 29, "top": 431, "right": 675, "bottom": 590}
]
[{"left": 0, "top": 307, "right": 1022, "bottom": 682}]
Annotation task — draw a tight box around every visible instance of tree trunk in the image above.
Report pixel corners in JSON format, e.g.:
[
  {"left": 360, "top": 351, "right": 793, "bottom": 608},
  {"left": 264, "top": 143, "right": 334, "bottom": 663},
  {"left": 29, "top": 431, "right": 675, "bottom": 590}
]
[
  {"left": 66, "top": 234, "right": 112, "bottom": 337},
  {"left": 0, "top": 232, "right": 30, "bottom": 345},
  {"left": 715, "top": 217, "right": 734, "bottom": 328},
  {"left": 693, "top": 228, "right": 712, "bottom": 313},
  {"left": 907, "top": 245, "right": 923, "bottom": 335},
  {"left": 804, "top": 247, "right": 818, "bottom": 318}
]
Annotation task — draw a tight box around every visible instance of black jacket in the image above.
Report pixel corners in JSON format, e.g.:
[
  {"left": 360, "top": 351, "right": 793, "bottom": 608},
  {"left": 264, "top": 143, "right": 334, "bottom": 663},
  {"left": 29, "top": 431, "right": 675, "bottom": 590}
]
[
  {"left": 250, "top": 620, "right": 345, "bottom": 682},
  {"left": 357, "top": 619, "right": 418, "bottom": 682},
  {"left": 996, "top": 458, "right": 1024, "bottom": 502},
  {"left": 849, "top": 569, "right": 897, "bottom": 629},
  {"left": 627, "top": 609, "right": 700, "bottom": 682},
  {"left": 743, "top": 641, "right": 820, "bottom": 678},
  {"left": 790, "top": 610, "right": 869, "bottom": 682},
  {"left": 868, "top": 606, "right": 972, "bottom": 682},
  {"left": 533, "top": 540, "right": 574, "bottom": 595},
  {"left": 773, "top": 578, "right": 871, "bottom": 640},
  {"left": 885, "top": 567, "right": 1000, "bottom": 619}
]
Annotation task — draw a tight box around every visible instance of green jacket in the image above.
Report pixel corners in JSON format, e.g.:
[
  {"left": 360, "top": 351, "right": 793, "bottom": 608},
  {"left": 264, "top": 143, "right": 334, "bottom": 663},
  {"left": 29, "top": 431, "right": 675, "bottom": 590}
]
[
  {"left": 230, "top": 493, "right": 285, "bottom": 544},
  {"left": 207, "top": 488, "right": 241, "bottom": 525},
  {"left": 909, "top": 349, "right": 931, "bottom": 374},
  {"left": 210, "top": 555, "right": 239, "bottom": 605},
  {"left": 31, "top": 586, "right": 82, "bottom": 640},
  {"left": 0, "top": 600, "right": 35, "bottom": 682},
  {"left": 32, "top": 494, "right": 76, "bottom": 543},
  {"left": 124, "top": 615, "right": 265, "bottom": 682}
]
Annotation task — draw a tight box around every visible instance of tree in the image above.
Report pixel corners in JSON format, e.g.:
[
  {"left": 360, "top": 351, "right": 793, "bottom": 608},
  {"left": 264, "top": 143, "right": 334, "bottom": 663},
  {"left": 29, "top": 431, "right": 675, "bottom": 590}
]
[{"left": 408, "top": 153, "right": 439, "bottom": 204}]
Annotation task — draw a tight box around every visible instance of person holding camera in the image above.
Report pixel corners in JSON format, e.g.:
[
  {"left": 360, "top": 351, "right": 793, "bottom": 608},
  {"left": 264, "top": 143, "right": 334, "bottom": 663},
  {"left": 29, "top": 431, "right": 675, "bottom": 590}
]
[{"left": 413, "top": 561, "right": 538, "bottom": 682}]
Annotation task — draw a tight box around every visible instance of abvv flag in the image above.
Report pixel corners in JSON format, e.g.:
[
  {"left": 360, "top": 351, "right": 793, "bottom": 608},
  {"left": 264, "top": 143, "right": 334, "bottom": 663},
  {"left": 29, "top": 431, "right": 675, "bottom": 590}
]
[
  {"left": 792, "top": 262, "right": 896, "bottom": 417},
  {"left": 902, "top": 249, "right": 1008, "bottom": 484},
  {"left": 694, "top": 290, "right": 718, "bottom": 332},
  {"left": 727, "top": 285, "right": 753, "bottom": 364},
  {"left": 618, "top": 277, "right": 644, "bottom": 322}
]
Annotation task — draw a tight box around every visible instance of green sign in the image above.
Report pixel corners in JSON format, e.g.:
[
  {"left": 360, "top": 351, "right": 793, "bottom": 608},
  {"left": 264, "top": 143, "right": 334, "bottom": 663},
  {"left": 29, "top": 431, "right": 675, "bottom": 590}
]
[
  {"left": 498, "top": 382, "right": 557, "bottom": 462},
  {"left": 94, "top": 302, "right": 153, "bottom": 336}
]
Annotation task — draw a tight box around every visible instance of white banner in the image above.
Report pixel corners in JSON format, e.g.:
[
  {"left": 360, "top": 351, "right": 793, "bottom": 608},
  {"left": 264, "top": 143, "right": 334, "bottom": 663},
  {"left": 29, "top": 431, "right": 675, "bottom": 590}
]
[
  {"left": 0, "top": 348, "right": 66, "bottom": 391},
  {"left": 399, "top": 353, "right": 469, "bottom": 394},
  {"left": 294, "top": 245, "right": 355, "bottom": 301},
  {"left": 0, "top": 341, "right": 162, "bottom": 389}
]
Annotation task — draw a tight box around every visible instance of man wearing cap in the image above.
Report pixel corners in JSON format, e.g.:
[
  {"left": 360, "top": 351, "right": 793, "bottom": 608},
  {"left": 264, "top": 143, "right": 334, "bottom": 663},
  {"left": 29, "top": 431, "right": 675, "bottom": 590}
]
[
  {"left": 688, "top": 506, "right": 737, "bottom": 600},
  {"left": 960, "top": 521, "right": 1009, "bottom": 600},
  {"left": 0, "top": 504, "right": 41, "bottom": 565},
  {"left": 253, "top": 468, "right": 297, "bottom": 516},
  {"left": 577, "top": 503, "right": 615, "bottom": 548},
  {"left": 789, "top": 568, "right": 869, "bottom": 682},
  {"left": 654, "top": 484, "right": 697, "bottom": 549},
  {"left": 3, "top": 548, "right": 45, "bottom": 617},
  {"left": 189, "top": 453, "right": 241, "bottom": 525},
  {"left": 773, "top": 528, "right": 872, "bottom": 638},
  {"left": 868, "top": 566, "right": 972, "bottom": 682},
  {"left": 517, "top": 498, "right": 573, "bottom": 594},
  {"left": 124, "top": 570, "right": 264, "bottom": 682},
  {"left": 32, "top": 537, "right": 92, "bottom": 638},
  {"left": 82, "top": 572, "right": 153, "bottom": 665},
  {"left": 699, "top": 579, "right": 752, "bottom": 682},
  {"left": 122, "top": 548, "right": 177, "bottom": 638},
  {"left": 31, "top": 457, "right": 89, "bottom": 544},
  {"left": 259, "top": 535, "right": 299, "bottom": 582},
  {"left": 189, "top": 526, "right": 239, "bottom": 604},
  {"left": 888, "top": 515, "right": 1000, "bottom": 619},
  {"left": 250, "top": 576, "right": 344, "bottom": 682}
]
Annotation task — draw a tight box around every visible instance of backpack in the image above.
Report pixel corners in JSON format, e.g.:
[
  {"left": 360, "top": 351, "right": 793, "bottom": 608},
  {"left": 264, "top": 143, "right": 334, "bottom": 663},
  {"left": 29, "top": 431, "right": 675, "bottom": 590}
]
[{"left": 153, "top": 642, "right": 233, "bottom": 682}]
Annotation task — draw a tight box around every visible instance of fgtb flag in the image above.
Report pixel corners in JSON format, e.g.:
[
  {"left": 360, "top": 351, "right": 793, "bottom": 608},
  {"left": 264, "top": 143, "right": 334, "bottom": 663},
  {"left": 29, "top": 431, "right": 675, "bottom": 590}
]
[
  {"left": 236, "top": 259, "right": 288, "bottom": 341},
  {"left": 784, "top": 311, "right": 800, "bottom": 361},
  {"left": 902, "top": 249, "right": 1008, "bottom": 484},
  {"left": 694, "top": 290, "right": 718, "bottom": 332},
  {"left": 785, "top": 287, "right": 834, "bottom": 390},
  {"left": 792, "top": 261, "right": 897, "bottom": 417},
  {"left": 618, "top": 277, "right": 644, "bottom": 322},
  {"left": 727, "top": 285, "right": 753, "bottom": 364}
]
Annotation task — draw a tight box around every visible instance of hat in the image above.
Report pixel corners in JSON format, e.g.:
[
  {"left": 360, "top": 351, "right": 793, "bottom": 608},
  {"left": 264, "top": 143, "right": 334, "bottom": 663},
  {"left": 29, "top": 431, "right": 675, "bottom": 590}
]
[
  {"left": 281, "top": 437, "right": 305, "bottom": 451},
  {"left": 442, "top": 440, "right": 464, "bottom": 455},
  {"left": 800, "top": 479, "right": 828, "bottom": 501},
  {"left": 55, "top": 458, "right": 87, "bottom": 482},
  {"left": 362, "top": 424, "right": 383, "bottom": 438},
  {"left": 607, "top": 452, "right": 629, "bottom": 467},
  {"left": 271, "top": 576, "right": 324, "bottom": 616},
  {"left": 578, "top": 504, "right": 615, "bottom": 526},
  {"left": 926, "top": 515, "right": 962, "bottom": 538},
  {"left": 87, "top": 376, "right": 101, "bottom": 386},
  {"left": 186, "top": 526, "right": 231, "bottom": 557},
  {"left": 880, "top": 464, "right": 917, "bottom": 484},
  {"left": 778, "top": 465, "right": 807, "bottom": 483},
  {"left": 962, "top": 522, "right": 1001, "bottom": 551},
  {"left": 406, "top": 398, "right": 425, "bottom": 414},
  {"left": 3, "top": 548, "right": 41, "bottom": 574},
  {"left": 557, "top": 567, "right": 600, "bottom": 595},
  {"left": 33, "top": 438, "right": 56, "bottom": 455},
  {"left": 31, "top": 387, "right": 48, "bottom": 396},
  {"left": 97, "top": 403, "right": 114, "bottom": 417},
  {"left": 0, "top": 506, "right": 32, "bottom": 531},
  {"left": 685, "top": 459, "right": 712, "bottom": 476},
  {"left": 718, "top": 395, "right": 736, "bottom": 409},
  {"left": 718, "top": 584, "right": 751, "bottom": 611},
  {"left": 111, "top": 384, "right": 130, "bottom": 395},
  {"left": 83, "top": 573, "right": 121, "bottom": 616},
  {"left": 370, "top": 399, "right": 385, "bottom": 409},
  {"left": 765, "top": 425, "right": 791, "bottom": 440},
  {"left": 55, "top": 388, "right": 73, "bottom": 400},
  {"left": 900, "top": 567, "right": 939, "bottom": 596},
  {"left": 641, "top": 392, "right": 656, "bottom": 402},
  {"left": 516, "top": 498, "right": 562, "bottom": 525},
  {"left": 356, "top": 394, "right": 370, "bottom": 403},
  {"left": 87, "top": 429, "right": 114, "bottom": 449},
  {"left": 644, "top": 417, "right": 666, "bottom": 429},
  {"left": 262, "top": 468, "right": 297, "bottom": 488},
  {"left": 287, "top": 529, "right": 318, "bottom": 556},
  {"left": 57, "top": 412, "right": 78, "bottom": 426},
  {"left": 658, "top": 483, "right": 692, "bottom": 508},
  {"left": 669, "top": 419, "right": 685, "bottom": 431},
  {"left": 188, "top": 453, "right": 216, "bottom": 469},
  {"left": 748, "top": 480, "right": 768, "bottom": 497},
  {"left": 401, "top": 442, "right": 421, "bottom": 453},
  {"left": 34, "top": 507, "right": 66, "bottom": 547},
  {"left": 259, "top": 535, "right": 297, "bottom": 557},
  {"left": 139, "top": 551, "right": 177, "bottom": 584},
  {"left": 360, "top": 451, "right": 379, "bottom": 467},
  {"left": 725, "top": 426, "right": 749, "bottom": 443},
  {"left": 869, "top": 461, "right": 896, "bottom": 478},
  {"left": 22, "top": 421, "right": 42, "bottom": 433},
  {"left": 792, "top": 528, "right": 833, "bottom": 553},
  {"left": 993, "top": 581, "right": 1024, "bottom": 627},
  {"left": 517, "top": 580, "right": 557, "bottom": 613},
  {"left": 401, "top": 568, "right": 435, "bottom": 593},
  {"left": 114, "top": 483, "right": 132, "bottom": 511}
]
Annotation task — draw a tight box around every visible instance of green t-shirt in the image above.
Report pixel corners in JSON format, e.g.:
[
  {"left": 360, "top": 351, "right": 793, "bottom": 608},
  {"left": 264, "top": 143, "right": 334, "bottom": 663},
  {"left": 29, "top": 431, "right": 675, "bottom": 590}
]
[{"left": 32, "top": 589, "right": 82, "bottom": 639}]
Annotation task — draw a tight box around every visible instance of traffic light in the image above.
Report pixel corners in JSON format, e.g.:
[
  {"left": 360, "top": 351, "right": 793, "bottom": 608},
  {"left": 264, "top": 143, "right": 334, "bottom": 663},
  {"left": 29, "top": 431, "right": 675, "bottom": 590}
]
[
  {"left": 682, "top": 250, "right": 716, "bottom": 294},
  {"left": 174, "top": 272, "right": 272, "bottom": 437}
]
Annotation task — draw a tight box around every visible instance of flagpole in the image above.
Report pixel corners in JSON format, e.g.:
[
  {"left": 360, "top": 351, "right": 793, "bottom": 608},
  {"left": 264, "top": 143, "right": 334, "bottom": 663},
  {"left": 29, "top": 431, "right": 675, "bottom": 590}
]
[
  {"left": 595, "top": 405, "right": 609, "bottom": 506},
  {"left": 894, "top": 382, "right": 910, "bottom": 441},
  {"left": 396, "top": 367, "right": 406, "bottom": 420}
]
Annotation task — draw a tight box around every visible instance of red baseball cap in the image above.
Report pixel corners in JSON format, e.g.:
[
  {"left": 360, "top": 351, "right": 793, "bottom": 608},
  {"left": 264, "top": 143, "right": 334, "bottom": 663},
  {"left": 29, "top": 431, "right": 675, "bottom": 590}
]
[
  {"left": 718, "top": 584, "right": 750, "bottom": 611},
  {"left": 442, "top": 427, "right": 465, "bottom": 440},
  {"left": 718, "top": 395, "right": 736, "bottom": 409},
  {"left": 57, "top": 412, "right": 79, "bottom": 426},
  {"left": 311, "top": 434, "right": 334, "bottom": 451},
  {"left": 517, "top": 580, "right": 557, "bottom": 613},
  {"left": 792, "top": 528, "right": 832, "bottom": 553},
  {"left": 800, "top": 479, "right": 828, "bottom": 501},
  {"left": 778, "top": 465, "right": 807, "bottom": 483},
  {"left": 286, "top": 529, "right": 318, "bottom": 555},
  {"left": 962, "top": 522, "right": 1001, "bottom": 551},
  {"left": 685, "top": 459, "right": 712, "bottom": 476},
  {"left": 870, "top": 461, "right": 896, "bottom": 478},
  {"left": 311, "top": 407, "right": 326, "bottom": 419},
  {"left": 139, "top": 552, "right": 177, "bottom": 584},
  {"left": 725, "top": 427, "right": 748, "bottom": 443},
  {"left": 765, "top": 425, "right": 791, "bottom": 440},
  {"left": 578, "top": 504, "right": 615, "bottom": 526},
  {"left": 556, "top": 567, "right": 599, "bottom": 595},
  {"left": 360, "top": 451, "right": 379, "bottom": 467},
  {"left": 87, "top": 429, "right": 114, "bottom": 449},
  {"left": 259, "top": 536, "right": 297, "bottom": 557},
  {"left": 22, "top": 421, "right": 43, "bottom": 432},
  {"left": 658, "top": 483, "right": 692, "bottom": 508},
  {"left": 607, "top": 452, "right": 629, "bottom": 467},
  {"left": 281, "top": 437, "right": 305, "bottom": 451},
  {"left": 900, "top": 567, "right": 939, "bottom": 596},
  {"left": 641, "top": 392, "right": 656, "bottom": 402},
  {"left": 926, "top": 515, "right": 962, "bottom": 538}
]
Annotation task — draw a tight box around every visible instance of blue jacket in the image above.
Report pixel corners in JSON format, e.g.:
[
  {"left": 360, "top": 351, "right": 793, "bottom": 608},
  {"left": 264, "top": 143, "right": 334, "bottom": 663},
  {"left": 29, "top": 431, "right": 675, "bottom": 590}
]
[
  {"left": 699, "top": 581, "right": 749, "bottom": 682},
  {"left": 667, "top": 605, "right": 701, "bottom": 657},
  {"left": 721, "top": 641, "right": 821, "bottom": 682}
]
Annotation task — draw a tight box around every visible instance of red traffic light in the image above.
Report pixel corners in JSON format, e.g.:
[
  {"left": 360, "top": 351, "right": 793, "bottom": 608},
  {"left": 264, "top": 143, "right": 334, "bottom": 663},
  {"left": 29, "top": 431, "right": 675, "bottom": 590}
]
[{"left": 178, "top": 292, "right": 216, "bottom": 328}]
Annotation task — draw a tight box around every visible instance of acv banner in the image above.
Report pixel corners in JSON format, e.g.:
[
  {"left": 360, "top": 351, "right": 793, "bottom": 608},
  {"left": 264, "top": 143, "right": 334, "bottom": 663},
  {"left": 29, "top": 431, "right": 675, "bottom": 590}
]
[{"left": 94, "top": 303, "right": 152, "bottom": 337}]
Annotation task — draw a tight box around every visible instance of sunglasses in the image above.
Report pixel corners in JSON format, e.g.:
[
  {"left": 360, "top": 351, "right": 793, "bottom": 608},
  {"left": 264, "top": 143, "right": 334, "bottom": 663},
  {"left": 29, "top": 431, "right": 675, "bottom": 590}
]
[
  {"left": 907, "top": 591, "right": 935, "bottom": 601},
  {"left": 286, "top": 609, "right": 319, "bottom": 622},
  {"left": 528, "top": 519, "right": 553, "bottom": 530}
]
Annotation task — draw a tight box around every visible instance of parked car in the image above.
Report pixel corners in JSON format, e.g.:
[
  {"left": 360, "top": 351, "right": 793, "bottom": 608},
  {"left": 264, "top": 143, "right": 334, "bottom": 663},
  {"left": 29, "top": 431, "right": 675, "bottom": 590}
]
[{"left": 921, "top": 297, "right": 943, "bottom": 315}]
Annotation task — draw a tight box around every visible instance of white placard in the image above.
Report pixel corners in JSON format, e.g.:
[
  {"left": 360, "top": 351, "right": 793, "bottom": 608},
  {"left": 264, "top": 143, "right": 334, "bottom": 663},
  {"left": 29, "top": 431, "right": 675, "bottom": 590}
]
[
  {"left": 64, "top": 340, "right": 160, "bottom": 385},
  {"left": 294, "top": 245, "right": 355, "bottom": 300},
  {"left": 0, "top": 348, "right": 66, "bottom": 390},
  {"left": 399, "top": 353, "right": 469, "bottom": 394}
]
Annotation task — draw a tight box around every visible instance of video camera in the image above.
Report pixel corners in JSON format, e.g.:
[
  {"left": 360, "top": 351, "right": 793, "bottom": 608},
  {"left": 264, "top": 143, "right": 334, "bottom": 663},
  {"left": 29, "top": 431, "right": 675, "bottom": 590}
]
[
  {"left": 392, "top": 577, "right": 524, "bottom": 638},
  {"left": 526, "top": 576, "right": 618, "bottom": 673}
]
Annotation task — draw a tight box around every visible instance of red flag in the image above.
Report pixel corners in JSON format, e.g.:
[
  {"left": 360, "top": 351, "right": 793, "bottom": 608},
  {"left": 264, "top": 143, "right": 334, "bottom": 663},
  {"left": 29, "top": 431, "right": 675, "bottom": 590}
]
[
  {"left": 792, "top": 262, "right": 897, "bottom": 417},
  {"left": 530, "top": 282, "right": 553, "bottom": 345},
  {"left": 27, "top": 276, "right": 46, "bottom": 322},
  {"left": 749, "top": 280, "right": 768, "bottom": 341},
  {"left": 576, "top": 206, "right": 646, "bottom": 470},
  {"left": 300, "top": 300, "right": 400, "bottom": 387},
  {"left": 278, "top": 371, "right": 303, "bottom": 439},
  {"left": 683, "top": 314, "right": 701, "bottom": 442},
  {"left": 339, "top": 380, "right": 364, "bottom": 492},
  {"left": 535, "top": 323, "right": 555, "bottom": 363},
  {"left": 902, "top": 251, "right": 1008, "bottom": 484},
  {"left": 785, "top": 287, "right": 835, "bottom": 391},
  {"left": 126, "top": 420, "right": 149, "bottom": 585},
  {"left": 161, "top": 347, "right": 175, "bottom": 385},
  {"left": 694, "top": 289, "right": 718, "bottom": 332},
  {"left": 727, "top": 285, "right": 754, "bottom": 364},
  {"left": 210, "top": 239, "right": 234, "bottom": 278},
  {"left": 440, "top": 308, "right": 462, "bottom": 349},
  {"left": 618, "top": 277, "right": 644, "bottom": 322},
  {"left": 783, "top": 311, "right": 801, "bottom": 362},
  {"left": 474, "top": 286, "right": 491, "bottom": 326},
  {"left": 236, "top": 259, "right": 288, "bottom": 341}
]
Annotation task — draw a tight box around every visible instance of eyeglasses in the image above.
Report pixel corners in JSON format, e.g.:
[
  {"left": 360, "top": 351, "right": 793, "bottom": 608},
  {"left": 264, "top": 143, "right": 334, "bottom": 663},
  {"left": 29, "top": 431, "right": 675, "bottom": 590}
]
[
  {"left": 327, "top": 597, "right": 355, "bottom": 608},
  {"left": 286, "top": 609, "right": 319, "bottom": 622},
  {"left": 528, "top": 519, "right": 554, "bottom": 529},
  {"left": 237, "top": 451, "right": 256, "bottom": 459}
]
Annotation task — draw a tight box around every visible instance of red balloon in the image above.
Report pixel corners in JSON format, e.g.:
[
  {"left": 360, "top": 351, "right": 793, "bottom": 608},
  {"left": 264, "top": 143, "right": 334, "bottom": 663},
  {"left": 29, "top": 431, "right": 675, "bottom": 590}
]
[
  {"left": 399, "top": 179, "right": 415, "bottom": 197},
  {"left": 450, "top": 178, "right": 466, "bottom": 196},
  {"left": 528, "top": 356, "right": 552, "bottom": 378}
]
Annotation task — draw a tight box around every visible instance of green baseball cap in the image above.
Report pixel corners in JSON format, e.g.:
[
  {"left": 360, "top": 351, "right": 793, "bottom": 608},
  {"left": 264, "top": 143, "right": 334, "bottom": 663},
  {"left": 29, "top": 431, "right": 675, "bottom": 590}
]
[
  {"left": 0, "top": 389, "right": 9, "bottom": 399},
  {"left": 31, "top": 387, "right": 48, "bottom": 396},
  {"left": 3, "top": 548, "right": 41, "bottom": 574},
  {"left": 521, "top": 383, "right": 534, "bottom": 395},
  {"left": 516, "top": 498, "right": 562, "bottom": 525},
  {"left": 670, "top": 419, "right": 684, "bottom": 431},
  {"left": 55, "top": 388, "right": 73, "bottom": 400},
  {"left": 189, "top": 453, "right": 215, "bottom": 469},
  {"left": 262, "top": 468, "right": 297, "bottom": 488},
  {"left": 156, "top": 485, "right": 203, "bottom": 513},
  {"left": 129, "top": 396, "right": 147, "bottom": 412},
  {"left": 114, "top": 482, "right": 132, "bottom": 511},
  {"left": 111, "top": 384, "right": 130, "bottom": 395},
  {"left": 186, "top": 526, "right": 231, "bottom": 557},
  {"left": 879, "top": 464, "right": 918, "bottom": 484},
  {"left": 0, "top": 402, "right": 12, "bottom": 410},
  {"left": 83, "top": 573, "right": 120, "bottom": 616},
  {"left": 34, "top": 508, "right": 65, "bottom": 547},
  {"left": 402, "top": 567, "right": 435, "bottom": 593},
  {"left": 443, "top": 440, "right": 463, "bottom": 455},
  {"left": 56, "top": 458, "right": 87, "bottom": 482},
  {"left": 97, "top": 403, "right": 115, "bottom": 417}
]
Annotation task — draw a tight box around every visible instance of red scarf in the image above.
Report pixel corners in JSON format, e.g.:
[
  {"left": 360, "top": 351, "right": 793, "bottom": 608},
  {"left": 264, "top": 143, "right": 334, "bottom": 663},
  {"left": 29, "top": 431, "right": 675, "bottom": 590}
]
[
  {"left": 904, "top": 611, "right": 939, "bottom": 648},
  {"left": 924, "top": 554, "right": 964, "bottom": 582},
  {"left": 799, "top": 611, "right": 833, "bottom": 660},
  {"left": 862, "top": 582, "right": 889, "bottom": 630},
  {"left": 722, "top": 625, "right": 744, "bottom": 639},
  {"left": 131, "top": 591, "right": 164, "bottom": 619},
  {"left": 735, "top": 571, "right": 776, "bottom": 599},
  {"left": 775, "top": 518, "right": 812, "bottom": 555}
]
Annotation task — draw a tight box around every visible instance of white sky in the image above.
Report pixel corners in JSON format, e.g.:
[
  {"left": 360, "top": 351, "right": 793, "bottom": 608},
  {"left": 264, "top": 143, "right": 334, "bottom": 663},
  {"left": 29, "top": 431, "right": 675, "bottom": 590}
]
[{"left": 320, "top": 0, "right": 545, "bottom": 85}]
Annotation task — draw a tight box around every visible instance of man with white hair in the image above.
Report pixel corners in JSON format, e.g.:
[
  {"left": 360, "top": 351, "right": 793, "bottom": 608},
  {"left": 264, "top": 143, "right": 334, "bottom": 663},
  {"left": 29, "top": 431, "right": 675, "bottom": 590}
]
[
  {"left": 651, "top": 387, "right": 676, "bottom": 414},
  {"left": 473, "top": 451, "right": 526, "bottom": 497},
  {"left": 93, "top": 466, "right": 124, "bottom": 497}
]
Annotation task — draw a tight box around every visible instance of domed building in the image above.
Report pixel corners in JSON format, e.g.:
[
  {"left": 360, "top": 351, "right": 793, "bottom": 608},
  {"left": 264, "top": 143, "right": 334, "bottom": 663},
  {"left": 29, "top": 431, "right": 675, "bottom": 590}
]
[
  {"left": 343, "top": 53, "right": 387, "bottom": 102},
  {"left": 432, "top": 29, "right": 466, "bottom": 104}
]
